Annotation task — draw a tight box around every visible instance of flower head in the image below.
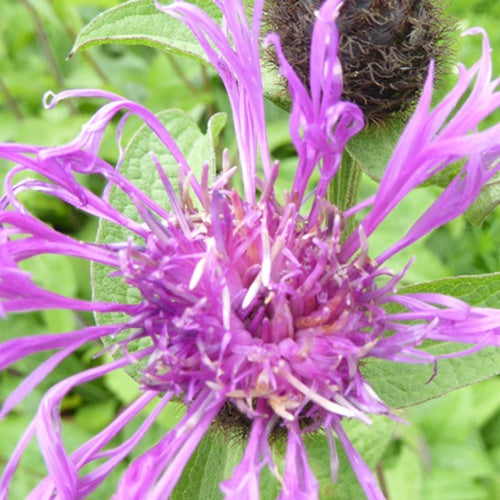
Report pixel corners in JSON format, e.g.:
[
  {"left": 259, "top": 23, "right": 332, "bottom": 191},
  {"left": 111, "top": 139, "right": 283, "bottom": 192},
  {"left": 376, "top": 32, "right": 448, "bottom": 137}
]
[
  {"left": 264, "top": 0, "right": 454, "bottom": 121},
  {"left": 1, "top": 0, "right": 499, "bottom": 498}
]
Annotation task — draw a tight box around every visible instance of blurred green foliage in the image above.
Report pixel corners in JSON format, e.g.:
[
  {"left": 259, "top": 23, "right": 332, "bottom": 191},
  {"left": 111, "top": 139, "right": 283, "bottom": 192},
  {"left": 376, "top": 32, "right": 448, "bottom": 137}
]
[{"left": 0, "top": 0, "right": 499, "bottom": 498}]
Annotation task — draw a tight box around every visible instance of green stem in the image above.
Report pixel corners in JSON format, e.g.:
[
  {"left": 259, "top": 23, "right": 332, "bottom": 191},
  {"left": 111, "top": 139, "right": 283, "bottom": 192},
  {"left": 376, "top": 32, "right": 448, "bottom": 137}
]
[
  {"left": 376, "top": 462, "right": 390, "bottom": 499},
  {"left": 0, "top": 76, "right": 24, "bottom": 120},
  {"left": 328, "top": 152, "right": 362, "bottom": 234},
  {"left": 21, "top": 0, "right": 76, "bottom": 114}
]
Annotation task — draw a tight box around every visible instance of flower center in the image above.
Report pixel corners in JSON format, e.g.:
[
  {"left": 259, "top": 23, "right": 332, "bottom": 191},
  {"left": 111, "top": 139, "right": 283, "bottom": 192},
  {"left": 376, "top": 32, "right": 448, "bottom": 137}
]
[
  {"left": 124, "top": 188, "right": 390, "bottom": 425},
  {"left": 235, "top": 214, "right": 357, "bottom": 345}
]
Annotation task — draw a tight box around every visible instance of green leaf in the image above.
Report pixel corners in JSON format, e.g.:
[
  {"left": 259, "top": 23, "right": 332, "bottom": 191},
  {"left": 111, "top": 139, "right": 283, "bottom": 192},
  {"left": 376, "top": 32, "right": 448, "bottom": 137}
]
[
  {"left": 328, "top": 153, "right": 362, "bottom": 215},
  {"left": 261, "top": 64, "right": 290, "bottom": 111},
  {"left": 308, "top": 416, "right": 395, "bottom": 499},
  {"left": 92, "top": 109, "right": 225, "bottom": 380},
  {"left": 400, "top": 272, "right": 500, "bottom": 308},
  {"left": 104, "top": 365, "right": 141, "bottom": 405},
  {"left": 70, "top": 0, "right": 222, "bottom": 63},
  {"left": 75, "top": 399, "right": 118, "bottom": 432},
  {"left": 206, "top": 111, "right": 227, "bottom": 175},
  {"left": 345, "top": 118, "right": 406, "bottom": 182},
  {"left": 362, "top": 273, "right": 500, "bottom": 409},
  {"left": 0, "top": 415, "right": 47, "bottom": 497},
  {"left": 466, "top": 176, "right": 500, "bottom": 226},
  {"left": 19, "top": 253, "right": 78, "bottom": 333},
  {"left": 170, "top": 415, "right": 395, "bottom": 500},
  {"left": 172, "top": 430, "right": 244, "bottom": 500}
]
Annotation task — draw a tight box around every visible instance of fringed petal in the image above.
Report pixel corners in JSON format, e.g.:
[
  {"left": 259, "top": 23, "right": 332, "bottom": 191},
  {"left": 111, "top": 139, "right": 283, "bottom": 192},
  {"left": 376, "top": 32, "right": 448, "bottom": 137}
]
[
  {"left": 342, "top": 30, "right": 500, "bottom": 260},
  {"left": 279, "top": 423, "right": 318, "bottom": 500}
]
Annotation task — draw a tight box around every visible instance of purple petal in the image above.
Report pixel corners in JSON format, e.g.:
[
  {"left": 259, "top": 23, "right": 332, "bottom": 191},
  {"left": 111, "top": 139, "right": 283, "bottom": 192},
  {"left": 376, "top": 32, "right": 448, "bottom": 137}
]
[{"left": 279, "top": 423, "right": 318, "bottom": 499}]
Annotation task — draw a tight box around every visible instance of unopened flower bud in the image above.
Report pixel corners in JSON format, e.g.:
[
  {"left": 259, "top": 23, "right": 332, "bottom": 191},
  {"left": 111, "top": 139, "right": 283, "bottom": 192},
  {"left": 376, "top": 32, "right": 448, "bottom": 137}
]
[{"left": 265, "top": 0, "right": 454, "bottom": 121}]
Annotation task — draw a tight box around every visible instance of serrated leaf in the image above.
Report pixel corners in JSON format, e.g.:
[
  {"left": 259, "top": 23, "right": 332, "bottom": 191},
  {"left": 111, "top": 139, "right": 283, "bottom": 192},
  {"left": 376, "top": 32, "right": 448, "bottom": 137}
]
[
  {"left": 364, "top": 345, "right": 499, "bottom": 410},
  {"left": 362, "top": 273, "right": 500, "bottom": 409},
  {"left": 70, "top": 0, "right": 222, "bottom": 62},
  {"left": 400, "top": 273, "right": 500, "bottom": 308}
]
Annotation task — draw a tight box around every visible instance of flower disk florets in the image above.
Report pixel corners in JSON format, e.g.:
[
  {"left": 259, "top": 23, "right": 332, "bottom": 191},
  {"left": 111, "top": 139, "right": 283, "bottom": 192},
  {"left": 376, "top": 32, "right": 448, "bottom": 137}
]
[{"left": 129, "top": 178, "right": 387, "bottom": 429}]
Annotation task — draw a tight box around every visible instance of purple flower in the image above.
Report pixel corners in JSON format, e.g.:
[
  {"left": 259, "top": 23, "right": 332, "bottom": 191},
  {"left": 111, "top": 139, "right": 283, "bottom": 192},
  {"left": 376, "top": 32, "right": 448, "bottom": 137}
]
[{"left": 1, "top": 0, "right": 499, "bottom": 498}]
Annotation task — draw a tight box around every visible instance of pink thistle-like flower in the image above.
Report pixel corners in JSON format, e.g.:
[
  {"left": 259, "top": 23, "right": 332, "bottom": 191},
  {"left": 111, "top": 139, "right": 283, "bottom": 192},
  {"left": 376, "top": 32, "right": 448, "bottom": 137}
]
[{"left": 1, "top": 0, "right": 499, "bottom": 498}]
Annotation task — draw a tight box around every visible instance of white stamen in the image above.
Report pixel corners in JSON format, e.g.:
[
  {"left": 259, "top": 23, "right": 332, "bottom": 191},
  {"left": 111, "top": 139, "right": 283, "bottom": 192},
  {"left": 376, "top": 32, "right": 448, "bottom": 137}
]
[
  {"left": 189, "top": 257, "right": 207, "bottom": 290},
  {"left": 261, "top": 226, "right": 271, "bottom": 287},
  {"left": 242, "top": 272, "right": 262, "bottom": 310},
  {"left": 222, "top": 284, "right": 231, "bottom": 330},
  {"left": 333, "top": 394, "right": 372, "bottom": 425},
  {"left": 222, "top": 148, "right": 231, "bottom": 174},
  {"left": 205, "top": 380, "right": 223, "bottom": 391},
  {"left": 278, "top": 365, "right": 360, "bottom": 420},
  {"left": 269, "top": 399, "right": 295, "bottom": 422}
]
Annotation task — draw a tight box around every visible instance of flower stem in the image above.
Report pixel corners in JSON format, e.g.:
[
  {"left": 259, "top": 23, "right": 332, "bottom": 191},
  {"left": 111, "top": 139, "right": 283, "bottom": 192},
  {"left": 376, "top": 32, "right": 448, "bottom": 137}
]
[
  {"left": 21, "top": 0, "right": 76, "bottom": 114},
  {"left": 328, "top": 152, "right": 362, "bottom": 233},
  {"left": 0, "top": 76, "right": 23, "bottom": 121},
  {"left": 376, "top": 462, "right": 390, "bottom": 499}
]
